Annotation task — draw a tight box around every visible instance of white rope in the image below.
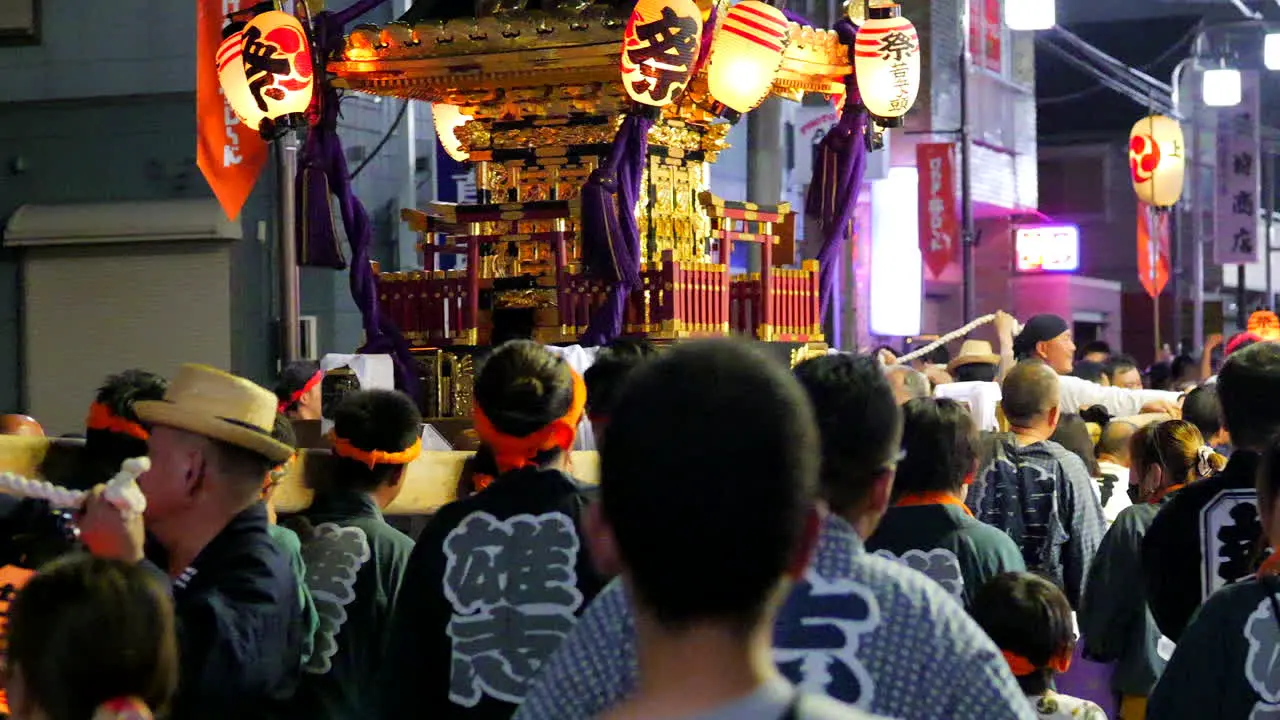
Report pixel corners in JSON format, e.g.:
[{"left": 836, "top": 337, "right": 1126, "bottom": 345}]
[
  {"left": 0, "top": 457, "right": 149, "bottom": 515},
  {"left": 893, "top": 314, "right": 1022, "bottom": 365}
]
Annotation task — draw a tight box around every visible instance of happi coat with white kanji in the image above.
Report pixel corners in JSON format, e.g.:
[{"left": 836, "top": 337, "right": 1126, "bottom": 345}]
[
  {"left": 514, "top": 513, "right": 1035, "bottom": 720},
  {"left": 285, "top": 489, "right": 413, "bottom": 720},
  {"left": 380, "top": 466, "right": 604, "bottom": 720}
]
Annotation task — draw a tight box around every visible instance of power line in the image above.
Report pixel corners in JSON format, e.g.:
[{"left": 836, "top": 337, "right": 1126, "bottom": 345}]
[{"left": 1039, "top": 26, "right": 1197, "bottom": 105}]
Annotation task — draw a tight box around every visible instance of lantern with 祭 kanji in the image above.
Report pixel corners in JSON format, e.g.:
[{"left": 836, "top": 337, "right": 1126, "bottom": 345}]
[
  {"left": 1129, "top": 114, "right": 1186, "bottom": 209},
  {"left": 620, "top": 0, "right": 704, "bottom": 108},
  {"left": 853, "top": 3, "right": 920, "bottom": 127},
  {"left": 705, "top": 1, "right": 791, "bottom": 116},
  {"left": 236, "top": 10, "right": 315, "bottom": 133},
  {"left": 217, "top": 24, "right": 269, "bottom": 133}
]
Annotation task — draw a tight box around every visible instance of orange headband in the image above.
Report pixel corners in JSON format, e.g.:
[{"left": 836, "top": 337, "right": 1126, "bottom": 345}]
[
  {"left": 85, "top": 402, "right": 148, "bottom": 441},
  {"left": 472, "top": 370, "right": 586, "bottom": 475},
  {"left": 279, "top": 370, "right": 323, "bottom": 413},
  {"left": 329, "top": 433, "right": 423, "bottom": 470},
  {"left": 1001, "top": 649, "right": 1072, "bottom": 677}
]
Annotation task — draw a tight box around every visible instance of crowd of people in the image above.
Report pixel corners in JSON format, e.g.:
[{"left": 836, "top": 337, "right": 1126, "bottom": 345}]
[{"left": 0, "top": 313, "right": 1277, "bottom": 719}]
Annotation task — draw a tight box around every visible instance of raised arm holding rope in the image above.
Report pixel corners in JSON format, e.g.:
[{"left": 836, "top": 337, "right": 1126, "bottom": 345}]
[{"left": 892, "top": 312, "right": 1182, "bottom": 418}]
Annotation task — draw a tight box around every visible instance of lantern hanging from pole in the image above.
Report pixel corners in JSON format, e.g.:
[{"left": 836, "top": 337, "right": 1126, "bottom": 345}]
[
  {"left": 620, "top": 0, "right": 704, "bottom": 108},
  {"left": 432, "top": 104, "right": 473, "bottom": 163},
  {"left": 240, "top": 10, "right": 315, "bottom": 129},
  {"left": 1128, "top": 114, "right": 1185, "bottom": 209},
  {"left": 853, "top": 3, "right": 920, "bottom": 127},
  {"left": 217, "top": 24, "right": 269, "bottom": 134},
  {"left": 705, "top": 1, "right": 790, "bottom": 116}
]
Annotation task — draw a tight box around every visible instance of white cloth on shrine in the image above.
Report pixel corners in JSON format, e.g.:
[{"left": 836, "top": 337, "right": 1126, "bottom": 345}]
[
  {"left": 934, "top": 381, "right": 1002, "bottom": 432},
  {"left": 541, "top": 345, "right": 601, "bottom": 451},
  {"left": 319, "top": 353, "right": 396, "bottom": 435}
]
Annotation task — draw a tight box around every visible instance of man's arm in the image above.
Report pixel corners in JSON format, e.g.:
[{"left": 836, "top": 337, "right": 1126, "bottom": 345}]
[
  {"left": 1057, "top": 374, "right": 1180, "bottom": 417},
  {"left": 515, "top": 579, "right": 638, "bottom": 720},
  {"left": 1059, "top": 453, "right": 1105, "bottom": 608}
]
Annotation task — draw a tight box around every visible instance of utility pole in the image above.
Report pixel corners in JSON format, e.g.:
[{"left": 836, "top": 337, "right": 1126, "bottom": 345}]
[{"left": 959, "top": 0, "right": 976, "bottom": 322}]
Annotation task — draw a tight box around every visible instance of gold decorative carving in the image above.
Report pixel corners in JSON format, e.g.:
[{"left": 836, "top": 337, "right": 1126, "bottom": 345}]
[{"left": 493, "top": 288, "right": 558, "bottom": 309}]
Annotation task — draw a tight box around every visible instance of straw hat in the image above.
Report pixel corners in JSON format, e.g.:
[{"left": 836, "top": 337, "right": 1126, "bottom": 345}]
[
  {"left": 134, "top": 364, "right": 293, "bottom": 463},
  {"left": 948, "top": 340, "right": 1001, "bottom": 372}
]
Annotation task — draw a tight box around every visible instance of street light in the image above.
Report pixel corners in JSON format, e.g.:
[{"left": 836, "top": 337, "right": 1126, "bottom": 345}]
[
  {"left": 1266, "top": 33, "right": 1280, "bottom": 71},
  {"left": 1005, "top": 0, "right": 1055, "bottom": 31},
  {"left": 1202, "top": 67, "right": 1243, "bottom": 107}
]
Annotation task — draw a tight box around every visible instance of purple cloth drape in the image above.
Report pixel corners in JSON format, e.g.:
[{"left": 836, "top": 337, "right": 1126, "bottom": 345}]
[
  {"left": 806, "top": 18, "right": 870, "bottom": 323},
  {"left": 308, "top": 0, "right": 422, "bottom": 402},
  {"left": 578, "top": 113, "right": 654, "bottom": 346}
]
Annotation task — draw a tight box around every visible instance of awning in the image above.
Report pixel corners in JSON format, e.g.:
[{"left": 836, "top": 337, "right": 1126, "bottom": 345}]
[{"left": 3, "top": 199, "right": 243, "bottom": 247}]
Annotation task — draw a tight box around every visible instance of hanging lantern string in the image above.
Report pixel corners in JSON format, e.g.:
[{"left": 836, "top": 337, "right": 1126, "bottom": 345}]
[{"left": 0, "top": 457, "right": 149, "bottom": 516}]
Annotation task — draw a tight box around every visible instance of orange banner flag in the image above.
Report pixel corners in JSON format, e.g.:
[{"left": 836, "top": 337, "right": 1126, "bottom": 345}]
[
  {"left": 196, "top": 0, "right": 270, "bottom": 221},
  {"left": 1137, "top": 201, "right": 1170, "bottom": 299}
]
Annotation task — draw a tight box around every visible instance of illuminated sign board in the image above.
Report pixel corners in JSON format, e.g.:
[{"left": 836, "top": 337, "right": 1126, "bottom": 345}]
[{"left": 1015, "top": 225, "right": 1080, "bottom": 273}]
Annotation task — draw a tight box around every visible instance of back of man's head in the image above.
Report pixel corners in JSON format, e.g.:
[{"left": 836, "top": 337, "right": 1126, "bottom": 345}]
[
  {"left": 794, "top": 355, "right": 903, "bottom": 514},
  {"left": 885, "top": 365, "right": 930, "bottom": 405},
  {"left": 1002, "top": 360, "right": 1061, "bottom": 427},
  {"left": 1218, "top": 342, "right": 1280, "bottom": 450},
  {"left": 1096, "top": 421, "right": 1136, "bottom": 466},
  {"left": 1182, "top": 384, "right": 1223, "bottom": 443},
  {"left": 330, "top": 389, "right": 423, "bottom": 492},
  {"left": 584, "top": 339, "right": 657, "bottom": 425},
  {"left": 601, "top": 340, "right": 819, "bottom": 631}
]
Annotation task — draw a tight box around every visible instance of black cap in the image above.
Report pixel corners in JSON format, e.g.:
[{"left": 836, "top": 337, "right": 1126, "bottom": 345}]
[{"left": 1013, "top": 314, "right": 1070, "bottom": 359}]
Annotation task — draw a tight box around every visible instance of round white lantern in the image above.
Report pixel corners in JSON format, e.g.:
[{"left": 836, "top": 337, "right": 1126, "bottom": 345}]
[
  {"left": 853, "top": 3, "right": 920, "bottom": 127},
  {"left": 1128, "top": 115, "right": 1186, "bottom": 208},
  {"left": 433, "top": 104, "right": 473, "bottom": 163}
]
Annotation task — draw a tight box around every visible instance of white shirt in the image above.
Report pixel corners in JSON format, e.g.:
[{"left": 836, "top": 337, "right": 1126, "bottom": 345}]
[
  {"left": 1095, "top": 460, "right": 1132, "bottom": 523},
  {"left": 1056, "top": 374, "right": 1180, "bottom": 417}
]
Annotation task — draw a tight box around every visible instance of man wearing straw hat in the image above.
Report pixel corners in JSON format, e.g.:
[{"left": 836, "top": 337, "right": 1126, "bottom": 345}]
[{"left": 80, "top": 363, "right": 304, "bottom": 720}]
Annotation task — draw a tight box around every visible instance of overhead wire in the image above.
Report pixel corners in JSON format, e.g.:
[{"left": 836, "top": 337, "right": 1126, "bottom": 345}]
[
  {"left": 1038, "top": 25, "right": 1198, "bottom": 105},
  {"left": 1036, "top": 37, "right": 1176, "bottom": 115}
]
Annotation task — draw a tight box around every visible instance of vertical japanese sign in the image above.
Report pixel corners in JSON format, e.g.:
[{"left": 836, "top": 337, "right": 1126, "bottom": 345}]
[
  {"left": 1214, "top": 71, "right": 1261, "bottom": 265},
  {"left": 434, "top": 137, "right": 478, "bottom": 271},
  {"left": 196, "top": 0, "right": 270, "bottom": 221},
  {"left": 1137, "top": 202, "right": 1170, "bottom": 298},
  {"left": 917, "top": 143, "right": 958, "bottom": 279}
]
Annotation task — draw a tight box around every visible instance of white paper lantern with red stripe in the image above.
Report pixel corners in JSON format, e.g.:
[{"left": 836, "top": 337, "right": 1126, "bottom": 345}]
[
  {"left": 706, "top": 1, "right": 791, "bottom": 115},
  {"left": 853, "top": 3, "right": 920, "bottom": 126},
  {"left": 620, "top": 0, "right": 704, "bottom": 107},
  {"left": 217, "top": 25, "right": 269, "bottom": 133}
]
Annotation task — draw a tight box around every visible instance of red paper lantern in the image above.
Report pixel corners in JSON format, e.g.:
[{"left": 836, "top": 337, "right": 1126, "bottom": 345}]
[
  {"left": 706, "top": 0, "right": 790, "bottom": 114},
  {"left": 620, "top": 0, "right": 704, "bottom": 108}
]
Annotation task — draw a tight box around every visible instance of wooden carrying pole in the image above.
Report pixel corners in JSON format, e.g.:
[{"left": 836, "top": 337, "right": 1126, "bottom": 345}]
[{"left": 0, "top": 436, "right": 598, "bottom": 516}]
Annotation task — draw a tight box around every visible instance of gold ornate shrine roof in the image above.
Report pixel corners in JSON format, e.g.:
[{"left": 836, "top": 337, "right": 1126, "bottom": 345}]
[{"left": 326, "top": 6, "right": 851, "bottom": 105}]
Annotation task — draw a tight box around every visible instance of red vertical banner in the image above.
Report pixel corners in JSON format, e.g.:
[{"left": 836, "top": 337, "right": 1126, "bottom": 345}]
[
  {"left": 917, "top": 143, "right": 959, "bottom": 279},
  {"left": 196, "top": 0, "right": 270, "bottom": 220},
  {"left": 968, "top": 0, "right": 1003, "bottom": 72},
  {"left": 1137, "top": 201, "right": 1170, "bottom": 298}
]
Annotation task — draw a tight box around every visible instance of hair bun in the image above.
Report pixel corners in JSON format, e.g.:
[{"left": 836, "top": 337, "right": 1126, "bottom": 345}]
[{"left": 511, "top": 376, "right": 546, "bottom": 397}]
